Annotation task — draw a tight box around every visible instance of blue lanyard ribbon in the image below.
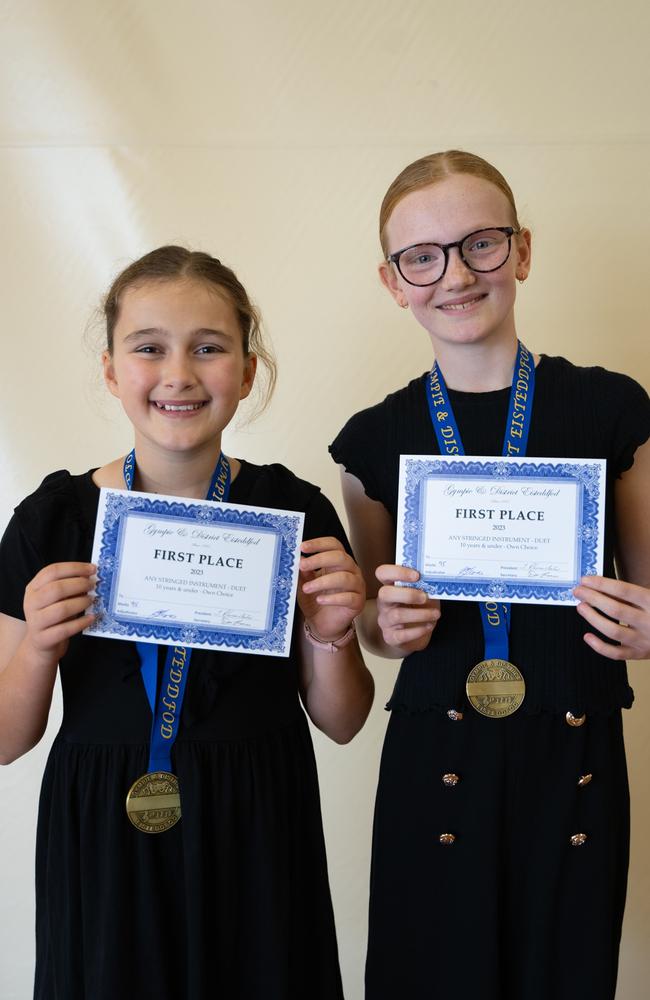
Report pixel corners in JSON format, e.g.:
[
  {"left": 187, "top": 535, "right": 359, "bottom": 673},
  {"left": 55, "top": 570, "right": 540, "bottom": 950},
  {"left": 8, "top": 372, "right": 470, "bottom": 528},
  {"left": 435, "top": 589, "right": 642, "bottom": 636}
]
[
  {"left": 425, "top": 341, "right": 536, "bottom": 663},
  {"left": 123, "top": 449, "right": 231, "bottom": 773}
]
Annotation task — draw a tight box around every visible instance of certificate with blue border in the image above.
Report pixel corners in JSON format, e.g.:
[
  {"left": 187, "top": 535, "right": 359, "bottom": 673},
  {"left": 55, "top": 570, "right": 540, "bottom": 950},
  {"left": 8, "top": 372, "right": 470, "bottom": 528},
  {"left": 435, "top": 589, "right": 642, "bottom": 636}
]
[
  {"left": 85, "top": 488, "right": 304, "bottom": 656},
  {"left": 396, "top": 455, "right": 606, "bottom": 606}
]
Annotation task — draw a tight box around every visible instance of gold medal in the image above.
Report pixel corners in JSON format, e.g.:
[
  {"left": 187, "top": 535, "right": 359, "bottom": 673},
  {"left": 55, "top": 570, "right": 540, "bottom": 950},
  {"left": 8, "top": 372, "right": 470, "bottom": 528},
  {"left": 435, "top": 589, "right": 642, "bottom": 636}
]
[
  {"left": 126, "top": 771, "right": 181, "bottom": 834},
  {"left": 466, "top": 658, "right": 525, "bottom": 718}
]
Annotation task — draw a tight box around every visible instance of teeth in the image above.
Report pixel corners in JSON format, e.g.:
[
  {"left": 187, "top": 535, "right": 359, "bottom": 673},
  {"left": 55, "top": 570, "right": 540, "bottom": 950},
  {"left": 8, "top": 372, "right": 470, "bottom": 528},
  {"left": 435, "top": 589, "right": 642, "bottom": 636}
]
[
  {"left": 441, "top": 297, "right": 482, "bottom": 311},
  {"left": 156, "top": 402, "right": 204, "bottom": 411}
]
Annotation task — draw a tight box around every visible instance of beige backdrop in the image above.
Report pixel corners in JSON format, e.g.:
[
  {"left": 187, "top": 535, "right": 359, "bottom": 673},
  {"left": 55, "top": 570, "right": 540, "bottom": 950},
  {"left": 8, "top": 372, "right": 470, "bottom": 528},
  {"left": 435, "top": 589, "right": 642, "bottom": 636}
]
[{"left": 1, "top": 2, "right": 649, "bottom": 997}]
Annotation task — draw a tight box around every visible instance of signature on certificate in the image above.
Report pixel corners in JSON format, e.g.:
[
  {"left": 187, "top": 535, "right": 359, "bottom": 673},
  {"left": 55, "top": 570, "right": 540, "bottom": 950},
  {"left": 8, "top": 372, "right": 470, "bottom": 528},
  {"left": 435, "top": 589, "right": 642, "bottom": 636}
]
[
  {"left": 193, "top": 608, "right": 257, "bottom": 628},
  {"left": 525, "top": 562, "right": 563, "bottom": 579},
  {"left": 219, "top": 610, "right": 256, "bottom": 627},
  {"left": 457, "top": 565, "right": 481, "bottom": 577}
]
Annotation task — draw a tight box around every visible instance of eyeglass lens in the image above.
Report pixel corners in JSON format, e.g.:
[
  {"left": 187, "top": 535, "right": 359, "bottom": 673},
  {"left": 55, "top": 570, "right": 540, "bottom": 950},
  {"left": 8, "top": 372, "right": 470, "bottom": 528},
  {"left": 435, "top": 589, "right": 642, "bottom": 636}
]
[{"left": 398, "top": 229, "right": 512, "bottom": 286}]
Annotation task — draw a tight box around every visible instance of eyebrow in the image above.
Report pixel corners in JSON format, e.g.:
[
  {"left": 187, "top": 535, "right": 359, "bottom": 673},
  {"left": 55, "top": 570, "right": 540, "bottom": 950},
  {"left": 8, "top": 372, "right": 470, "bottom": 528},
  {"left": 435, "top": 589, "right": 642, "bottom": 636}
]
[
  {"left": 412, "top": 225, "right": 505, "bottom": 245},
  {"left": 122, "top": 327, "right": 234, "bottom": 343}
]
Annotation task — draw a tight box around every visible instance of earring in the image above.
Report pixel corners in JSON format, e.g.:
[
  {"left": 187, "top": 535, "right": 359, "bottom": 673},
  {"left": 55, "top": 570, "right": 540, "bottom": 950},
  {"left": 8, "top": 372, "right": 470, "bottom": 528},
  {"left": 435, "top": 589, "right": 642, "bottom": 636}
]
[
  {"left": 516, "top": 274, "right": 526, "bottom": 284},
  {"left": 400, "top": 300, "right": 409, "bottom": 309}
]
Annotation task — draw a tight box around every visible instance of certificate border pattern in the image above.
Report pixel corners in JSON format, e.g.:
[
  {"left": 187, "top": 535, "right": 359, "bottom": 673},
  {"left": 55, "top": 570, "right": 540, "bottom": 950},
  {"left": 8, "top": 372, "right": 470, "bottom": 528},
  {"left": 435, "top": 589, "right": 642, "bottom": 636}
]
[
  {"left": 401, "top": 458, "right": 602, "bottom": 602},
  {"left": 87, "top": 493, "right": 302, "bottom": 653}
]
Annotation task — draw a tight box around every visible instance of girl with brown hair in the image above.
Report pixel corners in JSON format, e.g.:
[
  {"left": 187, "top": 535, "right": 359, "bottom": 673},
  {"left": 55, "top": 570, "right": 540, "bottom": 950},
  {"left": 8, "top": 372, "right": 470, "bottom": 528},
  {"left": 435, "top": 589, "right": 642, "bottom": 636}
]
[{"left": 0, "top": 245, "right": 373, "bottom": 999}]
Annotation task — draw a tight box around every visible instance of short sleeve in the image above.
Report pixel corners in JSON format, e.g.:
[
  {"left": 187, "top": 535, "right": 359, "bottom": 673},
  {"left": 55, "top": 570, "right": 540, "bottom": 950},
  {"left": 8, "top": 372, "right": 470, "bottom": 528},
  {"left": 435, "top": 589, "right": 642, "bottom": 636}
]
[
  {"left": 329, "top": 404, "right": 389, "bottom": 505},
  {"left": 0, "top": 512, "right": 43, "bottom": 620},
  {"left": 0, "top": 470, "right": 90, "bottom": 621},
  {"left": 303, "top": 490, "right": 353, "bottom": 557},
  {"left": 232, "top": 461, "right": 355, "bottom": 558},
  {"left": 596, "top": 370, "right": 650, "bottom": 477},
  {"left": 612, "top": 375, "right": 650, "bottom": 477}
]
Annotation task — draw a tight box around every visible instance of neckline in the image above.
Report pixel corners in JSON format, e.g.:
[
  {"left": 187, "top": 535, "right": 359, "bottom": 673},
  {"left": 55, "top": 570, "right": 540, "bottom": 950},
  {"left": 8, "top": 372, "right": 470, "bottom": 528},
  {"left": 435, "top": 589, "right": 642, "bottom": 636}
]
[
  {"left": 89, "top": 457, "right": 253, "bottom": 496},
  {"left": 77, "top": 459, "right": 255, "bottom": 523},
  {"left": 436, "top": 354, "right": 546, "bottom": 403}
]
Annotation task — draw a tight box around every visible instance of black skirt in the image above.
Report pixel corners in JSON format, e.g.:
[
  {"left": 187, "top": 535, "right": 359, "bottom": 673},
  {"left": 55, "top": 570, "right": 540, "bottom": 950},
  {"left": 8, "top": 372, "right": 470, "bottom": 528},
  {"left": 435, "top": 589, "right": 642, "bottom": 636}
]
[
  {"left": 35, "top": 715, "right": 343, "bottom": 1000},
  {"left": 366, "top": 708, "right": 629, "bottom": 1000}
]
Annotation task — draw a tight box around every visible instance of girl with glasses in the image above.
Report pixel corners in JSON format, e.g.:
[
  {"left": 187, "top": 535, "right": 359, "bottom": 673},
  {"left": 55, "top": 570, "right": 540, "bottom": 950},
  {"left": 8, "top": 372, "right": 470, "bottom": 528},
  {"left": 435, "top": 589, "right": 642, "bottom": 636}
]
[
  {"left": 330, "top": 150, "right": 650, "bottom": 1000},
  {"left": 0, "top": 246, "right": 374, "bottom": 1000}
]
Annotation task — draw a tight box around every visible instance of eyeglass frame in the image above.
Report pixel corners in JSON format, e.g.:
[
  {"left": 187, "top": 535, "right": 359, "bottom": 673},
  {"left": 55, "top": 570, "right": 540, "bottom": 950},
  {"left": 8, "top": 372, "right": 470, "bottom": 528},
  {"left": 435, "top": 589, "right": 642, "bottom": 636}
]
[{"left": 385, "top": 226, "right": 521, "bottom": 287}]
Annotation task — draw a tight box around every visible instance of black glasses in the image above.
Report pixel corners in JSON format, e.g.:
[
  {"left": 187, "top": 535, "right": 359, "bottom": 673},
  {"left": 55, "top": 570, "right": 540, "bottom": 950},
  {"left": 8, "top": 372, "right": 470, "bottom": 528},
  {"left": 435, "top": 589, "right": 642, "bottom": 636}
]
[{"left": 386, "top": 227, "right": 520, "bottom": 287}]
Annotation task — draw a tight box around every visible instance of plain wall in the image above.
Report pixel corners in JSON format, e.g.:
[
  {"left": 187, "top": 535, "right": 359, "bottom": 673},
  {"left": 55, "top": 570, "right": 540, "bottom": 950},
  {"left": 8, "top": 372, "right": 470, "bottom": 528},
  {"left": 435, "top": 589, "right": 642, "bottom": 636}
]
[{"left": 1, "top": 2, "right": 649, "bottom": 997}]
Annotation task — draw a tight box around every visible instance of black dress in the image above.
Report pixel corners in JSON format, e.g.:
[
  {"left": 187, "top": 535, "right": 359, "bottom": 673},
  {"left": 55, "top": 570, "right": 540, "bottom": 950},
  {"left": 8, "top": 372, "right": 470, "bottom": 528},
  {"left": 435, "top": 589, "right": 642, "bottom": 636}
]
[
  {"left": 330, "top": 355, "right": 650, "bottom": 1000},
  {"left": 0, "top": 461, "right": 346, "bottom": 1000}
]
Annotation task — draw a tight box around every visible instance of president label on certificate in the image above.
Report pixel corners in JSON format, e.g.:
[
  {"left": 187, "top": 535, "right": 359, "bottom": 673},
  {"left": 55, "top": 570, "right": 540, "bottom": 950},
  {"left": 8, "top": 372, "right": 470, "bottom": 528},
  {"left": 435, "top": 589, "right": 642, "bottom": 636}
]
[
  {"left": 85, "top": 488, "right": 304, "bottom": 656},
  {"left": 396, "top": 455, "right": 606, "bottom": 606}
]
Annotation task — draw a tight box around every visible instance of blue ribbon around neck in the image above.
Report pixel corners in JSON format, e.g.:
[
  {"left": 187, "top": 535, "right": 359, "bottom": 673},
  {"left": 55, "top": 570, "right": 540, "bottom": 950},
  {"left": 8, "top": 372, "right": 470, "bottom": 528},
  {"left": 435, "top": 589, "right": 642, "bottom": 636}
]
[
  {"left": 123, "top": 449, "right": 231, "bottom": 773},
  {"left": 424, "top": 341, "right": 536, "bottom": 664}
]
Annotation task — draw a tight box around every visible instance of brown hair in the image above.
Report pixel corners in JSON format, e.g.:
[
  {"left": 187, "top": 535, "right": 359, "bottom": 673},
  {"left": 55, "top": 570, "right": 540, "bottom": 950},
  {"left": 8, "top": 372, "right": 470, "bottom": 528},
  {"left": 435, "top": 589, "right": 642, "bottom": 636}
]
[
  {"left": 103, "top": 245, "right": 276, "bottom": 410},
  {"left": 379, "top": 150, "right": 521, "bottom": 256}
]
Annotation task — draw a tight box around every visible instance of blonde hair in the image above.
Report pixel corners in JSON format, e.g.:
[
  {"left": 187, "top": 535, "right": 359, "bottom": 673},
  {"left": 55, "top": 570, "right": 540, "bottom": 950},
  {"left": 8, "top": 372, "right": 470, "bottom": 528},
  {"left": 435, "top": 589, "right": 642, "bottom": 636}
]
[
  {"left": 379, "top": 150, "right": 520, "bottom": 256},
  {"left": 103, "top": 245, "right": 276, "bottom": 413}
]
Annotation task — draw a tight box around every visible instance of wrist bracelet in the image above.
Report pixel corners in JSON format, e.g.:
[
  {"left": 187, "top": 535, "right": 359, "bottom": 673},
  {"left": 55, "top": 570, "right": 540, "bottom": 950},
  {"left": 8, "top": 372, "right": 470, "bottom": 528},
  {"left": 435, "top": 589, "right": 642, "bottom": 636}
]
[{"left": 303, "top": 619, "right": 357, "bottom": 654}]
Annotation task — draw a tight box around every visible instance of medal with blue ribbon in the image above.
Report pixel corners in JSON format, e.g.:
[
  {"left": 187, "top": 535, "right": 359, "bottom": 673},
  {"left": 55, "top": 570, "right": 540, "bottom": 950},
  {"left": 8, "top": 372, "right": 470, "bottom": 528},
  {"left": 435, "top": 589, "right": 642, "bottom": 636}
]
[
  {"left": 123, "top": 449, "right": 231, "bottom": 831},
  {"left": 425, "top": 341, "right": 535, "bottom": 718}
]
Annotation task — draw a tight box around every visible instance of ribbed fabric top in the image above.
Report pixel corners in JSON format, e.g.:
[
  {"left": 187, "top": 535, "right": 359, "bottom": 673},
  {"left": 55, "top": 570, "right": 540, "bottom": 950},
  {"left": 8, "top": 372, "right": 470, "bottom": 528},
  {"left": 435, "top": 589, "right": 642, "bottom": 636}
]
[{"left": 330, "top": 355, "right": 650, "bottom": 715}]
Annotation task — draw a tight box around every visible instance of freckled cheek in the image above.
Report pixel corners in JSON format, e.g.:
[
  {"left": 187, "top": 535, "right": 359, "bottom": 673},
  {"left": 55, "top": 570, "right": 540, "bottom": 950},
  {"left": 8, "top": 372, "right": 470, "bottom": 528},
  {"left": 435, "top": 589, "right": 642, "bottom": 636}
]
[{"left": 403, "top": 287, "right": 434, "bottom": 311}]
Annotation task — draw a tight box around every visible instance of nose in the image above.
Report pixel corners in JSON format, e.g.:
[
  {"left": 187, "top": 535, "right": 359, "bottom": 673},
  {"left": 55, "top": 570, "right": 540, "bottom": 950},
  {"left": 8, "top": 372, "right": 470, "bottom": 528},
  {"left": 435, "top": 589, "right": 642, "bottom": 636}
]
[
  {"left": 441, "top": 247, "right": 475, "bottom": 290},
  {"left": 161, "top": 351, "right": 197, "bottom": 390}
]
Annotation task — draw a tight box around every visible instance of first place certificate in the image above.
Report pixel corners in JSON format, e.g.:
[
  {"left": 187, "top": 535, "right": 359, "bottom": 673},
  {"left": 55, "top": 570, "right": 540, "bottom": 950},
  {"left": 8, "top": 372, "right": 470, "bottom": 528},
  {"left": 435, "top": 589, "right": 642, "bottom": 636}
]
[
  {"left": 85, "top": 488, "right": 305, "bottom": 656},
  {"left": 396, "top": 455, "right": 606, "bottom": 606}
]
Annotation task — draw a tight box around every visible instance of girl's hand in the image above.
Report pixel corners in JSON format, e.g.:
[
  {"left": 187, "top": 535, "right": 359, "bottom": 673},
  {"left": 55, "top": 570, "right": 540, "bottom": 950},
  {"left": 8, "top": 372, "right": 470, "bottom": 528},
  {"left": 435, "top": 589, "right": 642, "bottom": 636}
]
[
  {"left": 376, "top": 564, "right": 441, "bottom": 653},
  {"left": 574, "top": 575, "right": 650, "bottom": 660},
  {"left": 299, "top": 538, "right": 365, "bottom": 642},
  {"left": 23, "top": 562, "right": 96, "bottom": 664}
]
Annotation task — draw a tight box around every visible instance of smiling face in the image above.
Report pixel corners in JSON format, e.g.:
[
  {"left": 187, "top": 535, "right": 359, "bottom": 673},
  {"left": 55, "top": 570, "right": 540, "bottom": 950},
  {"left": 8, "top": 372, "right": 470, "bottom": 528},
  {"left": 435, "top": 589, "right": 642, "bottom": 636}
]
[
  {"left": 379, "top": 173, "right": 531, "bottom": 353},
  {"left": 103, "top": 277, "right": 256, "bottom": 461}
]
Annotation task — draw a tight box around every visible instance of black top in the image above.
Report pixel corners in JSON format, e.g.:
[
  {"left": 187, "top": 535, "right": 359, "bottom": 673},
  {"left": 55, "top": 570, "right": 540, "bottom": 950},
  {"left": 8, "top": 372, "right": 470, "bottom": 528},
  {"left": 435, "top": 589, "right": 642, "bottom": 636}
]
[
  {"left": 330, "top": 355, "right": 650, "bottom": 715},
  {"left": 0, "top": 461, "right": 348, "bottom": 744},
  {"left": 0, "top": 461, "right": 347, "bottom": 1000}
]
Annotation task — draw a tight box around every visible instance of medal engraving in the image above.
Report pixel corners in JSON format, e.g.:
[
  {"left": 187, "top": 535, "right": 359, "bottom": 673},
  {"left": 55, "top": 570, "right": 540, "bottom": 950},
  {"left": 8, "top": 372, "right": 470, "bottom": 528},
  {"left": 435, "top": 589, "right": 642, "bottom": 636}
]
[
  {"left": 466, "top": 658, "right": 525, "bottom": 718},
  {"left": 126, "top": 772, "right": 181, "bottom": 834}
]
